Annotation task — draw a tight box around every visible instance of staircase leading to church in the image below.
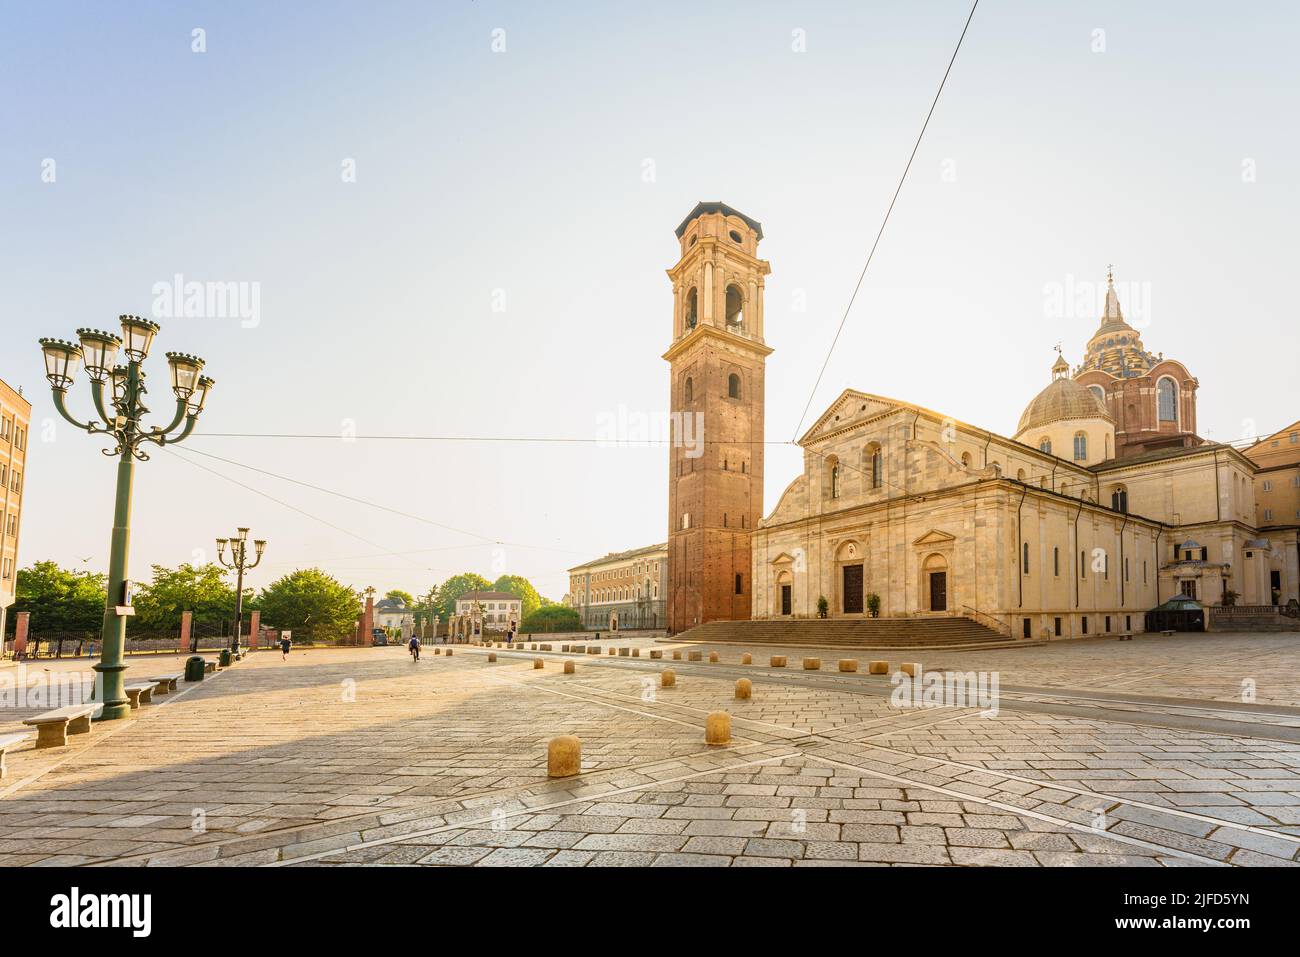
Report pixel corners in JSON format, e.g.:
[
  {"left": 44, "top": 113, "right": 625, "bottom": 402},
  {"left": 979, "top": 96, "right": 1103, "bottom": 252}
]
[
  {"left": 1208, "top": 606, "right": 1300, "bottom": 633},
  {"left": 670, "top": 616, "right": 1023, "bottom": 650}
]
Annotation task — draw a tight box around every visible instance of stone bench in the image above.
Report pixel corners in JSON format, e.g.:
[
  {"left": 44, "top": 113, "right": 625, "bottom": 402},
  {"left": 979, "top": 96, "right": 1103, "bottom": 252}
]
[
  {"left": 0, "top": 732, "right": 32, "bottom": 779},
  {"left": 152, "top": 674, "right": 183, "bottom": 694},
  {"left": 124, "top": 682, "right": 156, "bottom": 709},
  {"left": 23, "top": 704, "right": 98, "bottom": 749},
  {"left": 203, "top": 660, "right": 217, "bottom": 674},
  {"left": 1117, "top": 633, "right": 1134, "bottom": 642}
]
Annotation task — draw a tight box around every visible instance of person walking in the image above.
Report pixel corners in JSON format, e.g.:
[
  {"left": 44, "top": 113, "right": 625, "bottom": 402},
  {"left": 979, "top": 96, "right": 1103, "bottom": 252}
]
[{"left": 279, "top": 634, "right": 291, "bottom": 660}]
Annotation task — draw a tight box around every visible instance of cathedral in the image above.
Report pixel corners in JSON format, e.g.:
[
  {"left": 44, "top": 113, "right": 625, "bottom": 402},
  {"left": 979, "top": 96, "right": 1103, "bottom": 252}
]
[{"left": 664, "top": 202, "right": 1299, "bottom": 638}]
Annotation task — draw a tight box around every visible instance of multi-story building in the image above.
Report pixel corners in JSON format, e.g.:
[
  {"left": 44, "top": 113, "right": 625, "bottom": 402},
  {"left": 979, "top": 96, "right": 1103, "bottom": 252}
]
[
  {"left": 568, "top": 543, "right": 668, "bottom": 631},
  {"left": 1244, "top": 420, "right": 1300, "bottom": 603},
  {"left": 454, "top": 591, "right": 522, "bottom": 632},
  {"left": 373, "top": 597, "right": 414, "bottom": 635},
  {"left": 1, "top": 378, "right": 31, "bottom": 640}
]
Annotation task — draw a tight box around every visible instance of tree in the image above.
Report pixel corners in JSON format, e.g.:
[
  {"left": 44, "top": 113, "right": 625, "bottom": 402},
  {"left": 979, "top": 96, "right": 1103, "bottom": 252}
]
[
  {"left": 385, "top": 588, "right": 415, "bottom": 607},
  {"left": 256, "top": 569, "right": 361, "bottom": 643},
  {"left": 7, "top": 561, "right": 106, "bottom": 638},
  {"left": 491, "top": 574, "right": 543, "bottom": 620},
  {"left": 133, "top": 563, "right": 234, "bottom": 636},
  {"left": 434, "top": 573, "right": 492, "bottom": 621},
  {"left": 521, "top": 605, "right": 581, "bottom": 633}
]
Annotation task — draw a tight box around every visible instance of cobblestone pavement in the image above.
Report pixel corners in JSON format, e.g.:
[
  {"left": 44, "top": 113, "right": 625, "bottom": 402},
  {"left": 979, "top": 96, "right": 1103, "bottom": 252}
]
[{"left": 0, "top": 633, "right": 1298, "bottom": 867}]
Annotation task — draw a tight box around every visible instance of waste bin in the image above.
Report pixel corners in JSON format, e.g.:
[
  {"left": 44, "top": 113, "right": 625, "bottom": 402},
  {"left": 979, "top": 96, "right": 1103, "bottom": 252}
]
[
  {"left": 185, "top": 655, "right": 206, "bottom": 682},
  {"left": 219, "top": 648, "right": 233, "bottom": 667}
]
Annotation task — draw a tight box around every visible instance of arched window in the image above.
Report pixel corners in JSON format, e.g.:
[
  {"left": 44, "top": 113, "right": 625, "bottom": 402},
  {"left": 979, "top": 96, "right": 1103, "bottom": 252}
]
[
  {"left": 960, "top": 451, "right": 972, "bottom": 467},
  {"left": 725, "top": 285, "right": 744, "bottom": 328},
  {"left": 865, "top": 443, "right": 882, "bottom": 488},
  {"left": 728, "top": 373, "right": 741, "bottom": 399},
  {"left": 1016, "top": 468, "right": 1026, "bottom": 481},
  {"left": 684, "top": 376, "right": 693, "bottom": 404},
  {"left": 1073, "top": 432, "right": 1088, "bottom": 461},
  {"left": 1157, "top": 377, "right": 1178, "bottom": 422},
  {"left": 684, "top": 288, "right": 698, "bottom": 331},
  {"left": 1089, "top": 385, "right": 1106, "bottom": 405},
  {"left": 1039, "top": 437, "right": 1052, "bottom": 454},
  {"left": 825, "top": 456, "right": 840, "bottom": 499},
  {"left": 1111, "top": 485, "right": 1128, "bottom": 513}
]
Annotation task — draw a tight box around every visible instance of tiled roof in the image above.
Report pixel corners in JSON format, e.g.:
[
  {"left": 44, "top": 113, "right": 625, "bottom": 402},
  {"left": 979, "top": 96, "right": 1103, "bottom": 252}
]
[
  {"left": 1017, "top": 377, "right": 1111, "bottom": 434},
  {"left": 567, "top": 543, "right": 668, "bottom": 573}
]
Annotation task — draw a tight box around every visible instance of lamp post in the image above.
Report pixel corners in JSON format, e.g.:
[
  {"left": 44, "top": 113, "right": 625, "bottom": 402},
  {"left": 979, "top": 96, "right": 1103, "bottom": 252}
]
[
  {"left": 39, "top": 317, "right": 213, "bottom": 720},
  {"left": 216, "top": 528, "right": 265, "bottom": 657}
]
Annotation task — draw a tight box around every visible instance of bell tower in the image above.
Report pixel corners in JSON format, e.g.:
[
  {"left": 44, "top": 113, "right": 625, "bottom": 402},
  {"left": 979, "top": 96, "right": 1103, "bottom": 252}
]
[{"left": 664, "top": 202, "right": 772, "bottom": 633}]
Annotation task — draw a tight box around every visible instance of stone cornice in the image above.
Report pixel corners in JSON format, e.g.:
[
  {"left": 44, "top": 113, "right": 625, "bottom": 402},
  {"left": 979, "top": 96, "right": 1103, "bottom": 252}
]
[{"left": 662, "top": 324, "right": 773, "bottom": 363}]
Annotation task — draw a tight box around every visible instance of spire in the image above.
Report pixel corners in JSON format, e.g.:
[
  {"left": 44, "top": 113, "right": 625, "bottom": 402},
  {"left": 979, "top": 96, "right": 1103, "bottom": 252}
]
[{"left": 1101, "top": 264, "right": 1124, "bottom": 324}]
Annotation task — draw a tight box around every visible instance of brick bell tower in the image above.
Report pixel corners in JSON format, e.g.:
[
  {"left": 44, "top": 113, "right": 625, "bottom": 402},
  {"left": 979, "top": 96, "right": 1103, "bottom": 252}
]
[{"left": 664, "top": 202, "right": 772, "bottom": 633}]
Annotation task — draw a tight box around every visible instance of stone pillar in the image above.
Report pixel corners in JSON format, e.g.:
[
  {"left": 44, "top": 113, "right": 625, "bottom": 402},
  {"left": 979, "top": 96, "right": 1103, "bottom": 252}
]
[
  {"left": 13, "top": 611, "right": 30, "bottom": 657},
  {"left": 360, "top": 595, "right": 374, "bottom": 645},
  {"left": 248, "top": 611, "right": 261, "bottom": 650},
  {"left": 179, "top": 610, "right": 192, "bottom": 654}
]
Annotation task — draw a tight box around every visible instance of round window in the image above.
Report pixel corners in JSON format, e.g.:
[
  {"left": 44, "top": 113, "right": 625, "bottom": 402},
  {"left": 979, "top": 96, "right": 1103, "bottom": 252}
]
[{"left": 729, "top": 230, "right": 743, "bottom": 243}]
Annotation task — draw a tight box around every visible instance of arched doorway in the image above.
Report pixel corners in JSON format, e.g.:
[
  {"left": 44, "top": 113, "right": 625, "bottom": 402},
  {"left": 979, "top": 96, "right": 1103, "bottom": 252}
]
[
  {"left": 922, "top": 553, "right": 948, "bottom": 612},
  {"left": 609, "top": 611, "right": 619, "bottom": 632}
]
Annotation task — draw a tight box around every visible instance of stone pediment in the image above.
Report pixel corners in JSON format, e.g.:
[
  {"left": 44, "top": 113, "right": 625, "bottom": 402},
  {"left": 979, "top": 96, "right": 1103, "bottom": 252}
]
[
  {"left": 800, "top": 389, "right": 901, "bottom": 444},
  {"left": 769, "top": 551, "right": 799, "bottom": 565},
  {"left": 912, "top": 529, "right": 957, "bottom": 547}
]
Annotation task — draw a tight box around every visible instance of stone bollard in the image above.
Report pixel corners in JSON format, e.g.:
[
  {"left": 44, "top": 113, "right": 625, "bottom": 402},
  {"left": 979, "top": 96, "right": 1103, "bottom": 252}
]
[
  {"left": 632, "top": 648, "right": 640, "bottom": 657},
  {"left": 488, "top": 653, "right": 497, "bottom": 662},
  {"left": 619, "top": 647, "right": 630, "bottom": 657},
  {"left": 548, "top": 736, "right": 581, "bottom": 778},
  {"left": 573, "top": 645, "right": 585, "bottom": 653},
  {"left": 868, "top": 660, "right": 889, "bottom": 674},
  {"left": 708, "top": 652, "right": 719, "bottom": 663},
  {"left": 661, "top": 669, "right": 676, "bottom": 688},
  {"left": 899, "top": 662, "right": 921, "bottom": 677},
  {"left": 588, "top": 647, "right": 600, "bottom": 655},
  {"left": 561, "top": 645, "right": 570, "bottom": 653},
  {"left": 434, "top": 648, "right": 442, "bottom": 655},
  {"left": 563, "top": 660, "right": 575, "bottom": 674},
  {"left": 741, "top": 653, "right": 752, "bottom": 665},
  {"left": 672, "top": 651, "right": 682, "bottom": 661},
  {"left": 770, "top": 655, "right": 787, "bottom": 668},
  {"left": 803, "top": 657, "right": 821, "bottom": 670},
  {"left": 534, "top": 658, "right": 545, "bottom": 670},
  {"left": 734, "top": 678, "right": 752, "bottom": 700},
  {"left": 649, "top": 649, "right": 662, "bottom": 659},
  {"left": 705, "top": 712, "right": 731, "bottom": 745},
  {"left": 838, "top": 659, "right": 859, "bottom": 673},
  {"left": 608, "top": 648, "right": 617, "bottom": 656},
  {"left": 688, "top": 651, "right": 702, "bottom": 662},
  {"left": 541, "top": 644, "right": 553, "bottom": 652},
  {"left": 446, "top": 649, "right": 454, "bottom": 657}
]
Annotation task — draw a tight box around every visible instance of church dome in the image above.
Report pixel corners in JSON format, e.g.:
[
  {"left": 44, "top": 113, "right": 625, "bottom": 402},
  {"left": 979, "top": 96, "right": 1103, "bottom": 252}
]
[{"left": 1017, "top": 362, "right": 1112, "bottom": 435}]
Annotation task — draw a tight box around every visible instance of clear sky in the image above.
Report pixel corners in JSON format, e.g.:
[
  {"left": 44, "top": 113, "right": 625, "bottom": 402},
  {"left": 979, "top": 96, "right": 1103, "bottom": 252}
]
[{"left": 2, "top": 1, "right": 1297, "bottom": 603}]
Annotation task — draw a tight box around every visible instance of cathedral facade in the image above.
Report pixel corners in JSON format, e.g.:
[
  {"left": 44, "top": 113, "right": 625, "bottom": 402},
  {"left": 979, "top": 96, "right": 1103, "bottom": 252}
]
[{"left": 746, "top": 271, "right": 1298, "bottom": 639}]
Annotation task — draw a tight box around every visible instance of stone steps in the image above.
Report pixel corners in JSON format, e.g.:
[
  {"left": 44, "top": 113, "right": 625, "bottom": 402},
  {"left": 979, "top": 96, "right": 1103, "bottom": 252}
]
[{"left": 670, "top": 616, "right": 1022, "bottom": 650}]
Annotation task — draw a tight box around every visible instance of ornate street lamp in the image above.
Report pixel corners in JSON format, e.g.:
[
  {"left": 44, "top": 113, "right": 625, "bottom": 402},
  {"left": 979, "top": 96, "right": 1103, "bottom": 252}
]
[
  {"left": 216, "top": 528, "right": 265, "bottom": 657},
  {"left": 38, "top": 316, "right": 213, "bottom": 720}
]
